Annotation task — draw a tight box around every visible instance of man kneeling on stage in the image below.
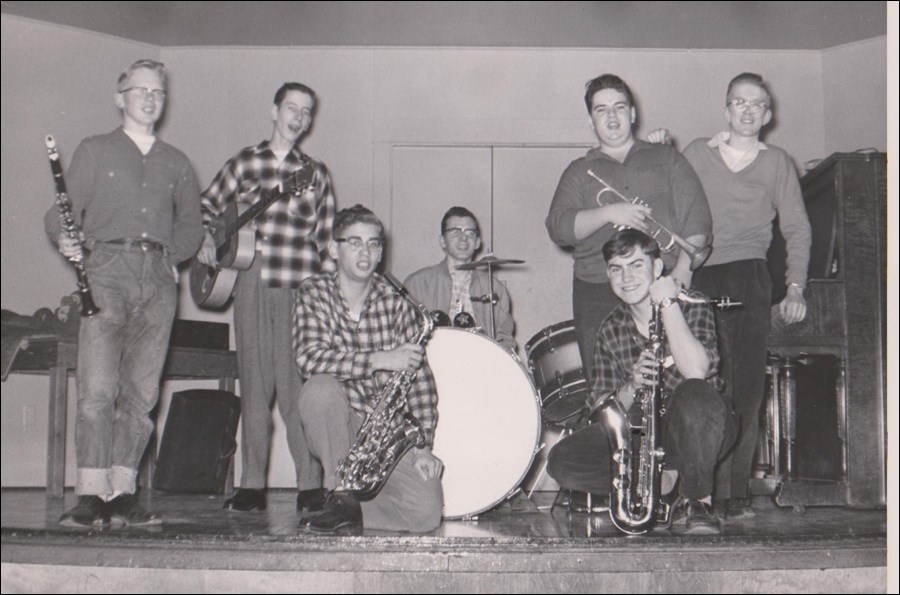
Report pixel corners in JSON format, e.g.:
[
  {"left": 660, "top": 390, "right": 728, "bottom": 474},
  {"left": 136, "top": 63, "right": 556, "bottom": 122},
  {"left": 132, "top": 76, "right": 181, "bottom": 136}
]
[
  {"left": 547, "top": 229, "right": 735, "bottom": 534},
  {"left": 293, "top": 205, "right": 443, "bottom": 534}
]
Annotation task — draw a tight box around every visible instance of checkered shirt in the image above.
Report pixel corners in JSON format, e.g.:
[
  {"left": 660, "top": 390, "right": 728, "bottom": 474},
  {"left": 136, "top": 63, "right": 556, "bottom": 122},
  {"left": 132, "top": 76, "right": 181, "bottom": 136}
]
[
  {"left": 201, "top": 140, "right": 335, "bottom": 287},
  {"left": 592, "top": 290, "right": 724, "bottom": 401},
  {"left": 293, "top": 272, "right": 438, "bottom": 446}
]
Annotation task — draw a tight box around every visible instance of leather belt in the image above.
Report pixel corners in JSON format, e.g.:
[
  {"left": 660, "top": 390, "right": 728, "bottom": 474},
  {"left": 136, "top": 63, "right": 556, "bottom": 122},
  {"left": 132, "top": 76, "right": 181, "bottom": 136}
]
[{"left": 100, "top": 238, "right": 167, "bottom": 253}]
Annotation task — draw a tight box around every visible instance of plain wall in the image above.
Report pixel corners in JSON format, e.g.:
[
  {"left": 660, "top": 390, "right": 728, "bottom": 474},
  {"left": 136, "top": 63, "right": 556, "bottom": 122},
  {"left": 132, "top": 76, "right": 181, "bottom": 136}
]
[
  {"left": 822, "top": 36, "right": 888, "bottom": 155},
  {"left": 1, "top": 14, "right": 887, "bottom": 488}
]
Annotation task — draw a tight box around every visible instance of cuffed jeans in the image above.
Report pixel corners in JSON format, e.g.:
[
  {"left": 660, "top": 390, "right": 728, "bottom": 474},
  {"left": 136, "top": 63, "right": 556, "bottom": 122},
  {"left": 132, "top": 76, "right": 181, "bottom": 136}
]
[
  {"left": 234, "top": 257, "right": 319, "bottom": 490},
  {"left": 693, "top": 259, "right": 772, "bottom": 500},
  {"left": 547, "top": 379, "right": 735, "bottom": 500},
  {"left": 75, "top": 243, "right": 176, "bottom": 496},
  {"left": 297, "top": 375, "right": 443, "bottom": 532}
]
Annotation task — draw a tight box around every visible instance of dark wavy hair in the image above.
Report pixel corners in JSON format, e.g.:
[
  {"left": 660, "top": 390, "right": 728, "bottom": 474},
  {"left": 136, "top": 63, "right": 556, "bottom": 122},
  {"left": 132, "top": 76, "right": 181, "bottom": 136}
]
[{"left": 602, "top": 229, "right": 661, "bottom": 263}]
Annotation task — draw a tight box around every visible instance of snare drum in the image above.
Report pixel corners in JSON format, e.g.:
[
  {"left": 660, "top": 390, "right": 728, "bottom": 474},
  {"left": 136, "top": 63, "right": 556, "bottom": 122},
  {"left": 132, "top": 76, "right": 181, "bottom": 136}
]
[
  {"left": 427, "top": 328, "right": 541, "bottom": 519},
  {"left": 525, "top": 320, "right": 590, "bottom": 426}
]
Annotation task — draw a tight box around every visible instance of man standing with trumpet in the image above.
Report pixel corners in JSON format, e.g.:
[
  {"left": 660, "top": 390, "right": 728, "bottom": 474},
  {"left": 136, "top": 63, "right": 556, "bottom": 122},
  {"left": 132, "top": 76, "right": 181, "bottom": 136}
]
[{"left": 546, "top": 74, "right": 712, "bottom": 376}]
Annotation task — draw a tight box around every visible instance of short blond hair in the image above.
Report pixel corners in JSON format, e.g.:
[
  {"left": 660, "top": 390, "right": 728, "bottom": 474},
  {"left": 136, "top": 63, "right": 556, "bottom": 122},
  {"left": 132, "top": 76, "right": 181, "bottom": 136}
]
[{"left": 117, "top": 59, "right": 167, "bottom": 90}]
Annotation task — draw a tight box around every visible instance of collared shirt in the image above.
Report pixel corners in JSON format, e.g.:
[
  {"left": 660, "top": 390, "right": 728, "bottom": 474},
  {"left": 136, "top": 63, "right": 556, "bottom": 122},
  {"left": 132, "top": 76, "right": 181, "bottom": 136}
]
[
  {"left": 293, "top": 272, "right": 439, "bottom": 446},
  {"left": 403, "top": 260, "right": 517, "bottom": 352},
  {"left": 591, "top": 291, "right": 724, "bottom": 402},
  {"left": 708, "top": 132, "right": 768, "bottom": 173},
  {"left": 546, "top": 140, "right": 712, "bottom": 283},
  {"left": 201, "top": 140, "right": 335, "bottom": 288},
  {"left": 448, "top": 264, "right": 474, "bottom": 316},
  {"left": 43, "top": 127, "right": 204, "bottom": 263}
]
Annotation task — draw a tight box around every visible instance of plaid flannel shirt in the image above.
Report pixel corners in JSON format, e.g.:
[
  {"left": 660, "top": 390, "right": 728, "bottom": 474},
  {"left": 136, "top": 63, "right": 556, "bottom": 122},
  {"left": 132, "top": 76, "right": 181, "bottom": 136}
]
[
  {"left": 293, "top": 272, "right": 438, "bottom": 446},
  {"left": 201, "top": 140, "right": 335, "bottom": 287},
  {"left": 591, "top": 290, "right": 724, "bottom": 402}
]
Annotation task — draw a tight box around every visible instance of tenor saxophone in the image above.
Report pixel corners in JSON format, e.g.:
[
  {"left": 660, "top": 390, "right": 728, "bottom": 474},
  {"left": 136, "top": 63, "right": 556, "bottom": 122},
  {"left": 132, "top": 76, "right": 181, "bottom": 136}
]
[
  {"left": 599, "top": 301, "right": 668, "bottom": 535},
  {"left": 336, "top": 273, "right": 434, "bottom": 501},
  {"left": 599, "top": 291, "right": 741, "bottom": 534}
]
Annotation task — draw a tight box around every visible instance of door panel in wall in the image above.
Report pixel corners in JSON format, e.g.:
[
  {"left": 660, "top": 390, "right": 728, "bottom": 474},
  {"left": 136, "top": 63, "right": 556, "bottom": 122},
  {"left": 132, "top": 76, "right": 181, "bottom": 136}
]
[
  {"left": 388, "top": 146, "right": 492, "bottom": 279},
  {"left": 492, "top": 146, "right": 588, "bottom": 353}
]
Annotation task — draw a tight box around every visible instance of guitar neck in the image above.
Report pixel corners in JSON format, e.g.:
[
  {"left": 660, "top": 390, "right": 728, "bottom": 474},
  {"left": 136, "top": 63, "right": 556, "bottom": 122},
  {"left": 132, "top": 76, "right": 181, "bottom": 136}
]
[
  {"left": 222, "top": 166, "right": 313, "bottom": 239},
  {"left": 233, "top": 188, "right": 279, "bottom": 230}
]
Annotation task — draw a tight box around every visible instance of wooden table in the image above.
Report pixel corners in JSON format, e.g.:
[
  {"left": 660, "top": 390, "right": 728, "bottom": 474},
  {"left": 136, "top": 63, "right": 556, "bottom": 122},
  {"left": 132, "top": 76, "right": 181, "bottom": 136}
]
[{"left": 6, "top": 334, "right": 237, "bottom": 498}]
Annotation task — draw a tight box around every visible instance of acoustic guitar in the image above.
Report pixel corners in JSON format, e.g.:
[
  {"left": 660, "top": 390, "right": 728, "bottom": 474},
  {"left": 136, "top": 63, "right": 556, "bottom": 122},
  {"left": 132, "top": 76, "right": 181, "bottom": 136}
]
[{"left": 190, "top": 164, "right": 316, "bottom": 308}]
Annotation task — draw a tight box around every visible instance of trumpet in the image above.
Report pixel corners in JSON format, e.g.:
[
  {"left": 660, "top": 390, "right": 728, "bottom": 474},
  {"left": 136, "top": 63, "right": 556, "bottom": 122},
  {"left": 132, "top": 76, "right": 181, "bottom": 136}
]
[{"left": 586, "top": 170, "right": 712, "bottom": 271}]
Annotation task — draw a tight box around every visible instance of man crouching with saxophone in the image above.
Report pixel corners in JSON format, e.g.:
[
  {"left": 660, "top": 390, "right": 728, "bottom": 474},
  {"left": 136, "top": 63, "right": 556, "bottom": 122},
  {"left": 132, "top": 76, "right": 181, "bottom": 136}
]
[
  {"left": 293, "top": 205, "right": 443, "bottom": 534},
  {"left": 547, "top": 229, "right": 735, "bottom": 534}
]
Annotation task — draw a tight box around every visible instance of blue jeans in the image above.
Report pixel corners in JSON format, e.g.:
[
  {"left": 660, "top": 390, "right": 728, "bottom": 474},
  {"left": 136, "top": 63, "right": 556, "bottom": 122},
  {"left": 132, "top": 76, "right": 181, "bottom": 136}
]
[
  {"left": 547, "top": 379, "right": 735, "bottom": 500},
  {"left": 75, "top": 243, "right": 177, "bottom": 495},
  {"left": 693, "top": 259, "right": 771, "bottom": 500}
]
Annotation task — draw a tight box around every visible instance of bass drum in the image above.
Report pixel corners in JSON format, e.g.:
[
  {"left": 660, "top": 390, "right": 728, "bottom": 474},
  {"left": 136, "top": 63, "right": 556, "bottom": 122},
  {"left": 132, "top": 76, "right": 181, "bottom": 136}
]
[{"left": 427, "top": 328, "right": 541, "bottom": 519}]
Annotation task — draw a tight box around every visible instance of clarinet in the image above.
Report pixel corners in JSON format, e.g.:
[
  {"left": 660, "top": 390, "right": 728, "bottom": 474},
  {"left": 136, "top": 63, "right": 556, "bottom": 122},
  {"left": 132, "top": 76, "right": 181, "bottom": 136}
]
[{"left": 45, "top": 135, "right": 100, "bottom": 317}]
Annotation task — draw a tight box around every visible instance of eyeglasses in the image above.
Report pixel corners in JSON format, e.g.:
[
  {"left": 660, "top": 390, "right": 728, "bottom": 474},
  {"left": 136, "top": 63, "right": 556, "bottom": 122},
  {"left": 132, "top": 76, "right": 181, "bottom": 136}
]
[
  {"left": 335, "top": 237, "right": 384, "bottom": 251},
  {"left": 120, "top": 87, "right": 167, "bottom": 101},
  {"left": 443, "top": 227, "right": 478, "bottom": 239},
  {"left": 729, "top": 98, "right": 768, "bottom": 113}
]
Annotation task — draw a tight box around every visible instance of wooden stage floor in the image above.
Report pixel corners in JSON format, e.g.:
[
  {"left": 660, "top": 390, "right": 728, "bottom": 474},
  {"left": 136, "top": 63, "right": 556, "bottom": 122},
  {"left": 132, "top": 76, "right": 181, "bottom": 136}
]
[{"left": 1, "top": 488, "right": 888, "bottom": 593}]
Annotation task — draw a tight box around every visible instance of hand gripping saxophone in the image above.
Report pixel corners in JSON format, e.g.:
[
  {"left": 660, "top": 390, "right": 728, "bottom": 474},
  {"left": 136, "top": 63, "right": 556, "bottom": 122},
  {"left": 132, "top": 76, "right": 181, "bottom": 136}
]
[
  {"left": 336, "top": 273, "right": 434, "bottom": 501},
  {"left": 599, "top": 300, "right": 668, "bottom": 535},
  {"left": 599, "top": 291, "right": 741, "bottom": 534}
]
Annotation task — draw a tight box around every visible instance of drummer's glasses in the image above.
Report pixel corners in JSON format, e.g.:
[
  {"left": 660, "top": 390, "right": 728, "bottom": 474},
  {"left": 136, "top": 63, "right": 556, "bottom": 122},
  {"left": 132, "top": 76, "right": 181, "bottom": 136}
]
[
  {"left": 728, "top": 98, "right": 768, "bottom": 113},
  {"left": 444, "top": 227, "right": 479, "bottom": 239},
  {"left": 334, "top": 237, "right": 384, "bottom": 251}
]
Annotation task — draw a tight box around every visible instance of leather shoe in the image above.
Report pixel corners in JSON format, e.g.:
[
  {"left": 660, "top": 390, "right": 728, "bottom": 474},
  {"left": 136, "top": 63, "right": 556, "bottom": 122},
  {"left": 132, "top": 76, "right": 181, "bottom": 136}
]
[
  {"left": 59, "top": 496, "right": 110, "bottom": 528},
  {"left": 297, "top": 488, "right": 328, "bottom": 512},
  {"left": 725, "top": 497, "right": 756, "bottom": 520},
  {"left": 224, "top": 488, "right": 267, "bottom": 511},
  {"left": 684, "top": 500, "right": 720, "bottom": 534},
  {"left": 306, "top": 492, "right": 362, "bottom": 535},
  {"left": 108, "top": 493, "right": 162, "bottom": 526}
]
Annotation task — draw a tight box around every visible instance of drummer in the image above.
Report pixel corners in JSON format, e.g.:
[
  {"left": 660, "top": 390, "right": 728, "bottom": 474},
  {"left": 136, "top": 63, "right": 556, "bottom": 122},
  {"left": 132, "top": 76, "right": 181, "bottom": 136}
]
[{"left": 405, "top": 206, "right": 517, "bottom": 352}]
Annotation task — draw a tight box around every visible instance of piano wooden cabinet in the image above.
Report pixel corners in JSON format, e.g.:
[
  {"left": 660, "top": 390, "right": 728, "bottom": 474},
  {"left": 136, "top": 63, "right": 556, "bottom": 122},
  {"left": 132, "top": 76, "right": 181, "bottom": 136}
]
[{"left": 766, "top": 152, "right": 886, "bottom": 509}]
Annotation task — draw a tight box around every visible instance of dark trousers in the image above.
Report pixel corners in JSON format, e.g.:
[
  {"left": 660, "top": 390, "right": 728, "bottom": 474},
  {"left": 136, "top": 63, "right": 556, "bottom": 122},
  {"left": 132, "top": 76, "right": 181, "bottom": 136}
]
[
  {"left": 547, "top": 379, "right": 735, "bottom": 500},
  {"left": 693, "top": 259, "right": 771, "bottom": 500},
  {"left": 234, "top": 257, "right": 319, "bottom": 490},
  {"left": 572, "top": 277, "right": 619, "bottom": 382}
]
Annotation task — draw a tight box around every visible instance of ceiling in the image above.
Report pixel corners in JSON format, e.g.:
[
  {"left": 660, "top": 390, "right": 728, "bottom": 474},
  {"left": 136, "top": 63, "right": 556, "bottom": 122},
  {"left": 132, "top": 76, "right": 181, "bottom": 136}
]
[{"left": 0, "top": 1, "right": 888, "bottom": 50}]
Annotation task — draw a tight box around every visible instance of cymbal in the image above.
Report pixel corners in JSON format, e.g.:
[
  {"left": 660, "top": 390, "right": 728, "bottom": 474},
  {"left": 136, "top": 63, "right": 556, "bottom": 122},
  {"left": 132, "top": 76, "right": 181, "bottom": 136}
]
[{"left": 455, "top": 254, "right": 525, "bottom": 270}]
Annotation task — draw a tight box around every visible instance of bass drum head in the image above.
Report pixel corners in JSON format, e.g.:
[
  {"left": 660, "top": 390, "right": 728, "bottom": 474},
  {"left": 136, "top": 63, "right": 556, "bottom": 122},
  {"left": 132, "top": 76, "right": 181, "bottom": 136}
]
[{"left": 427, "top": 328, "right": 541, "bottom": 519}]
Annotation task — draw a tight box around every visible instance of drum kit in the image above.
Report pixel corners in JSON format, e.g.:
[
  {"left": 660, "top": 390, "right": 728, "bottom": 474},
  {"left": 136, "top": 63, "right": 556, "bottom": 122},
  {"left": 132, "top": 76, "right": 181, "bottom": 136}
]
[{"left": 427, "top": 253, "right": 589, "bottom": 519}]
